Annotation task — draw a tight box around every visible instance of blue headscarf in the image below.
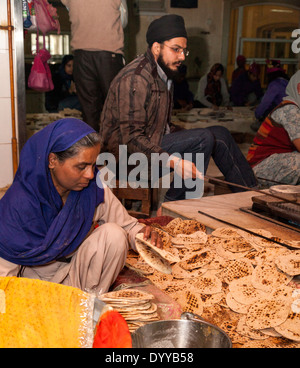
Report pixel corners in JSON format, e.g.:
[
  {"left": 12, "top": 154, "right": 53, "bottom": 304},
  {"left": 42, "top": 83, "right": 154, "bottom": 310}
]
[{"left": 0, "top": 118, "right": 104, "bottom": 266}]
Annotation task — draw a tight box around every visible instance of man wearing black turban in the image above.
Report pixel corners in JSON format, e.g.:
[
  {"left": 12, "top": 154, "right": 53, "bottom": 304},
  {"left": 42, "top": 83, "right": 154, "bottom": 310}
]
[{"left": 101, "top": 15, "right": 257, "bottom": 206}]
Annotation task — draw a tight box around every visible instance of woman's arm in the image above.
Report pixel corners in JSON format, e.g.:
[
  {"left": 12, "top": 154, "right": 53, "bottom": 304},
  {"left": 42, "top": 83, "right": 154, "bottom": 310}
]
[
  {"left": 93, "top": 186, "right": 163, "bottom": 250},
  {"left": 293, "top": 138, "right": 300, "bottom": 152},
  {"left": 221, "top": 78, "right": 230, "bottom": 106},
  {"left": 195, "top": 76, "right": 213, "bottom": 108}
]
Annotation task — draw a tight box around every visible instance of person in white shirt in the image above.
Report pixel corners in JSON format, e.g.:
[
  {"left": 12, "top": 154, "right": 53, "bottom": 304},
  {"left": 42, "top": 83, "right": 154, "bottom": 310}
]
[{"left": 195, "top": 63, "right": 230, "bottom": 109}]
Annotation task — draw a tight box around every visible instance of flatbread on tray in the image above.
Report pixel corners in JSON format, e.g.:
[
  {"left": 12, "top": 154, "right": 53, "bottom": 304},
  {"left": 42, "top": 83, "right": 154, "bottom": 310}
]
[
  {"left": 229, "top": 276, "right": 263, "bottom": 306},
  {"left": 135, "top": 233, "right": 180, "bottom": 263},
  {"left": 274, "top": 252, "right": 300, "bottom": 276},
  {"left": 179, "top": 249, "right": 214, "bottom": 270},
  {"left": 136, "top": 239, "right": 172, "bottom": 275},
  {"left": 275, "top": 311, "right": 300, "bottom": 342},
  {"left": 171, "top": 231, "right": 208, "bottom": 246},
  {"left": 251, "top": 261, "right": 293, "bottom": 292},
  {"left": 246, "top": 299, "right": 290, "bottom": 330}
]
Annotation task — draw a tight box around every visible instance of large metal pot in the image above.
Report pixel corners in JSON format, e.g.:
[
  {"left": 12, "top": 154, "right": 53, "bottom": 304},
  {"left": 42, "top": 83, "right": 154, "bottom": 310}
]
[{"left": 132, "top": 312, "right": 232, "bottom": 348}]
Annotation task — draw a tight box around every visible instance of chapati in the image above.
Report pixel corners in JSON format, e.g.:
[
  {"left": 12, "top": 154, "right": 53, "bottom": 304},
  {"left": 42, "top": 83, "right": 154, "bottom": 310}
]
[
  {"left": 180, "top": 290, "right": 204, "bottom": 315},
  {"left": 275, "top": 312, "right": 300, "bottom": 342},
  {"left": 198, "top": 292, "right": 224, "bottom": 307},
  {"left": 237, "top": 316, "right": 269, "bottom": 340},
  {"left": 251, "top": 261, "right": 293, "bottom": 292},
  {"left": 275, "top": 252, "right": 300, "bottom": 276},
  {"left": 125, "top": 257, "right": 154, "bottom": 275},
  {"left": 171, "top": 219, "right": 206, "bottom": 236},
  {"left": 211, "top": 227, "right": 241, "bottom": 239},
  {"left": 136, "top": 240, "right": 172, "bottom": 275},
  {"left": 229, "top": 276, "right": 262, "bottom": 305},
  {"left": 180, "top": 249, "right": 214, "bottom": 270},
  {"left": 246, "top": 299, "right": 290, "bottom": 330},
  {"left": 135, "top": 233, "right": 180, "bottom": 263},
  {"left": 192, "top": 273, "right": 222, "bottom": 294},
  {"left": 221, "top": 237, "right": 253, "bottom": 253},
  {"left": 172, "top": 263, "right": 206, "bottom": 279},
  {"left": 171, "top": 231, "right": 208, "bottom": 246},
  {"left": 214, "top": 241, "right": 249, "bottom": 261},
  {"left": 226, "top": 292, "right": 249, "bottom": 314},
  {"left": 217, "top": 258, "right": 254, "bottom": 284},
  {"left": 100, "top": 289, "right": 154, "bottom": 302}
]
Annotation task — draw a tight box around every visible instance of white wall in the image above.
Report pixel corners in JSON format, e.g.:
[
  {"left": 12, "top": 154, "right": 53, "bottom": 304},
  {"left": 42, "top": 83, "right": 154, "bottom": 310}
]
[
  {"left": 133, "top": 0, "right": 224, "bottom": 78},
  {"left": 0, "top": 0, "right": 17, "bottom": 188}
]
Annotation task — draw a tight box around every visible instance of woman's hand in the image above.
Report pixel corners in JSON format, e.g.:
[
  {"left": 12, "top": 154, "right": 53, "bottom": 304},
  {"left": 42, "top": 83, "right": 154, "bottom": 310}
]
[{"left": 138, "top": 226, "right": 163, "bottom": 249}]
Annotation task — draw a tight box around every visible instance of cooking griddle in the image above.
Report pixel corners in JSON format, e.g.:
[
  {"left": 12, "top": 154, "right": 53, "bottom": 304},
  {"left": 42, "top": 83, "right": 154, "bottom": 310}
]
[{"left": 240, "top": 195, "right": 300, "bottom": 232}]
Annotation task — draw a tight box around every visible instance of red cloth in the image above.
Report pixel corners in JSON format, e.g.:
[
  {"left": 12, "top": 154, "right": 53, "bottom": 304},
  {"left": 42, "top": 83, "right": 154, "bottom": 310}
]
[
  {"left": 247, "top": 100, "right": 297, "bottom": 167},
  {"left": 93, "top": 310, "right": 132, "bottom": 348},
  {"left": 138, "top": 216, "right": 174, "bottom": 227}
]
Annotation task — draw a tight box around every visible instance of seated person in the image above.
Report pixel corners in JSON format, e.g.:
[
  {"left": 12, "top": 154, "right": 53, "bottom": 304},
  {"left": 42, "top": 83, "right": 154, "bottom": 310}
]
[
  {"left": 230, "top": 62, "right": 263, "bottom": 107},
  {"left": 254, "top": 60, "right": 289, "bottom": 122},
  {"left": 173, "top": 64, "right": 194, "bottom": 110},
  {"left": 194, "top": 63, "right": 230, "bottom": 109},
  {"left": 100, "top": 15, "right": 257, "bottom": 203},
  {"left": 0, "top": 118, "right": 161, "bottom": 293},
  {"left": 45, "top": 55, "right": 82, "bottom": 113},
  {"left": 247, "top": 70, "right": 300, "bottom": 187},
  {"left": 231, "top": 55, "right": 246, "bottom": 84}
]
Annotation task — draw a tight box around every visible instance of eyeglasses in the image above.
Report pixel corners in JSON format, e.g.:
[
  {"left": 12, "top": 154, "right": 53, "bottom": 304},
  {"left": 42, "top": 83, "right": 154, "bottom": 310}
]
[{"left": 162, "top": 43, "right": 189, "bottom": 57}]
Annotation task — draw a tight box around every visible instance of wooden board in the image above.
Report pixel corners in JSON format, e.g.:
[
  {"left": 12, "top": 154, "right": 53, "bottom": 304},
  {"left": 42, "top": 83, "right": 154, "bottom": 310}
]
[{"left": 161, "top": 191, "right": 300, "bottom": 241}]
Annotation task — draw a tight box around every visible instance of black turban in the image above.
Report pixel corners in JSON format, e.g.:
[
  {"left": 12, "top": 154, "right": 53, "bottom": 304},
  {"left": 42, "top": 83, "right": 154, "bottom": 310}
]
[{"left": 146, "top": 14, "right": 187, "bottom": 46}]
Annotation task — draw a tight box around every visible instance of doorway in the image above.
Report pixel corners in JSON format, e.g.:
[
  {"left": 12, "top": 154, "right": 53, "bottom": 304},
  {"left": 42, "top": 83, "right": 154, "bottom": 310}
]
[{"left": 224, "top": 2, "right": 300, "bottom": 86}]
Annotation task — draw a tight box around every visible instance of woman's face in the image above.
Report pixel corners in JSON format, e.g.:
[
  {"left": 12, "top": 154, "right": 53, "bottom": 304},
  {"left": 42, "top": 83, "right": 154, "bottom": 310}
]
[
  {"left": 49, "top": 144, "right": 101, "bottom": 197},
  {"left": 213, "top": 70, "right": 223, "bottom": 82},
  {"left": 64, "top": 60, "right": 74, "bottom": 76}
]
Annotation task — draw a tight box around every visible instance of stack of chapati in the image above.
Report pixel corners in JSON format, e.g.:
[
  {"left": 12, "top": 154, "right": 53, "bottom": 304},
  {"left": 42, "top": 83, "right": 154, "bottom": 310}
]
[
  {"left": 131, "top": 219, "right": 300, "bottom": 347},
  {"left": 99, "top": 289, "right": 159, "bottom": 333}
]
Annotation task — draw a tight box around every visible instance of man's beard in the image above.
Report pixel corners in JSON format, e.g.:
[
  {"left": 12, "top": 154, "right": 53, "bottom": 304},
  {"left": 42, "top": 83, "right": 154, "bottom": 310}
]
[{"left": 157, "top": 54, "right": 181, "bottom": 80}]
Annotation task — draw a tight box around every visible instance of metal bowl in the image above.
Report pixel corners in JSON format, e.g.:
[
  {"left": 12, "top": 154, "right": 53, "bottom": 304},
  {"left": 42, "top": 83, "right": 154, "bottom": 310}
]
[{"left": 132, "top": 313, "right": 232, "bottom": 349}]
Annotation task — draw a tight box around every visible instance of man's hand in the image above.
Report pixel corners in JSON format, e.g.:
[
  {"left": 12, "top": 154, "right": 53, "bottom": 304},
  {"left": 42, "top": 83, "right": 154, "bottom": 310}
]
[
  {"left": 138, "top": 226, "right": 163, "bottom": 249},
  {"left": 168, "top": 155, "right": 204, "bottom": 180}
]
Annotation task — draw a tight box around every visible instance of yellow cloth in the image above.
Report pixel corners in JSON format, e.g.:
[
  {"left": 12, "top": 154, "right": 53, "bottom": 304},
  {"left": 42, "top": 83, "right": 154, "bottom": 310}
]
[{"left": 0, "top": 277, "right": 93, "bottom": 348}]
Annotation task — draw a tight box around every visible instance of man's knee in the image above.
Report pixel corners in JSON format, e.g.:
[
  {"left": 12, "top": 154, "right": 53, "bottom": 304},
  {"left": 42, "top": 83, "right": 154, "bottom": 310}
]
[
  {"left": 190, "top": 128, "right": 215, "bottom": 152},
  {"left": 207, "top": 125, "right": 232, "bottom": 141}
]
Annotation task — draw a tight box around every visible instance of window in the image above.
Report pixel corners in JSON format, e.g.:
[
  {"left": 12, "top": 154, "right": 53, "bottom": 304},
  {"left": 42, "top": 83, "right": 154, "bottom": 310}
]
[
  {"left": 29, "top": 33, "right": 70, "bottom": 61},
  {"left": 227, "top": 4, "right": 300, "bottom": 85},
  {"left": 135, "top": 0, "right": 165, "bottom": 14}
]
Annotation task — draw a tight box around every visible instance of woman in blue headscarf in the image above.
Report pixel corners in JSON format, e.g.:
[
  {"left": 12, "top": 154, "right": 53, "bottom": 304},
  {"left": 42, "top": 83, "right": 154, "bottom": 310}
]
[{"left": 0, "top": 118, "right": 157, "bottom": 293}]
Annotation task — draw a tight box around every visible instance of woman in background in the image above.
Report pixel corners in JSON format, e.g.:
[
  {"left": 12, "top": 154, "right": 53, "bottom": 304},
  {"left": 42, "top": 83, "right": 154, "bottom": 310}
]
[
  {"left": 254, "top": 60, "right": 289, "bottom": 122},
  {"left": 247, "top": 70, "right": 300, "bottom": 187},
  {"left": 45, "top": 55, "right": 82, "bottom": 113},
  {"left": 194, "top": 63, "right": 230, "bottom": 109},
  {"left": 230, "top": 62, "right": 263, "bottom": 107}
]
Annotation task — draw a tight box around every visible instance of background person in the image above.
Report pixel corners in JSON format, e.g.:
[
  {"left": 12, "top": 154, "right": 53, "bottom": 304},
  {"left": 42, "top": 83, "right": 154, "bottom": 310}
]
[
  {"left": 251, "top": 60, "right": 289, "bottom": 131},
  {"left": 247, "top": 70, "right": 300, "bottom": 187},
  {"left": 231, "top": 55, "right": 247, "bottom": 84},
  {"left": 194, "top": 63, "right": 230, "bottom": 109},
  {"left": 101, "top": 15, "right": 257, "bottom": 203},
  {"left": 45, "top": 54, "right": 81, "bottom": 113},
  {"left": 173, "top": 64, "right": 194, "bottom": 110},
  {"left": 230, "top": 62, "right": 263, "bottom": 107},
  {"left": 61, "top": 0, "right": 127, "bottom": 130}
]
